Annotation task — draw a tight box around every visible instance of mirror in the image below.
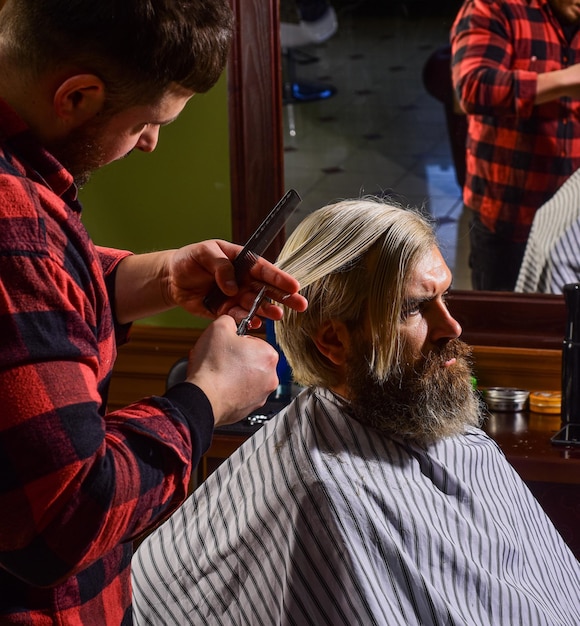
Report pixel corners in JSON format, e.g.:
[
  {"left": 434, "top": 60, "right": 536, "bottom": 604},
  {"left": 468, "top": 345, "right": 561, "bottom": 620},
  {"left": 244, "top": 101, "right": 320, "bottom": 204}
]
[
  {"left": 280, "top": 2, "right": 471, "bottom": 286},
  {"left": 229, "top": 0, "right": 566, "bottom": 348}
]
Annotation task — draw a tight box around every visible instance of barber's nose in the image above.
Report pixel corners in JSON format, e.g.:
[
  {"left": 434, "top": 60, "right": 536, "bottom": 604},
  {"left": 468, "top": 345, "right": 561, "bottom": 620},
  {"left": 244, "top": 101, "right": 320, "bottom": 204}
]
[
  {"left": 136, "top": 126, "right": 160, "bottom": 153},
  {"left": 430, "top": 301, "right": 462, "bottom": 343}
]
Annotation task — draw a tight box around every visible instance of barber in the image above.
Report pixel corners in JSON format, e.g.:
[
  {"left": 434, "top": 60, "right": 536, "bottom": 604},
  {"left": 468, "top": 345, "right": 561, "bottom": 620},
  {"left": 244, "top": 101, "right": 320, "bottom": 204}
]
[
  {"left": 0, "top": 0, "right": 307, "bottom": 624},
  {"left": 452, "top": 0, "right": 580, "bottom": 290}
]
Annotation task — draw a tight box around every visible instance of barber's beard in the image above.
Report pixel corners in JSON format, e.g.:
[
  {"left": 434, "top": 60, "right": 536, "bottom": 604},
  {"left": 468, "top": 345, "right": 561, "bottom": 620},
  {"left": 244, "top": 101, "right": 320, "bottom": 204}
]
[
  {"left": 346, "top": 338, "right": 483, "bottom": 446},
  {"left": 47, "top": 120, "right": 110, "bottom": 188}
]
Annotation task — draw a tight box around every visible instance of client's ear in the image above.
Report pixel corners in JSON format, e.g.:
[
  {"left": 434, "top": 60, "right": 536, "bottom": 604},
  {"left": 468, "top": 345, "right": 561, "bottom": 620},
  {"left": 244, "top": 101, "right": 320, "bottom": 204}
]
[
  {"left": 53, "top": 74, "right": 106, "bottom": 128},
  {"left": 313, "top": 320, "right": 351, "bottom": 366}
]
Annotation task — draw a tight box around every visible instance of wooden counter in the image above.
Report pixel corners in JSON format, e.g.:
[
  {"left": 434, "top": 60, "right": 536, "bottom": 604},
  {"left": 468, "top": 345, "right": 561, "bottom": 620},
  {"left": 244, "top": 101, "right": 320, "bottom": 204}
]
[{"left": 484, "top": 410, "right": 580, "bottom": 484}]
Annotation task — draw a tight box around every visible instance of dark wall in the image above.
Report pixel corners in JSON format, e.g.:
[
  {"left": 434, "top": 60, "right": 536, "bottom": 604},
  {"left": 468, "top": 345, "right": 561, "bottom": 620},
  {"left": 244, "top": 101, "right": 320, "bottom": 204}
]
[{"left": 334, "top": 0, "right": 461, "bottom": 19}]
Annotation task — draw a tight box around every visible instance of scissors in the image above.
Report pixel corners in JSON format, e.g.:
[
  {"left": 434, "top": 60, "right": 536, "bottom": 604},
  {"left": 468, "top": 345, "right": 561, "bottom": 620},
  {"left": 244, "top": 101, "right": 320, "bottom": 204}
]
[
  {"left": 236, "top": 285, "right": 268, "bottom": 336},
  {"left": 203, "top": 188, "right": 302, "bottom": 320}
]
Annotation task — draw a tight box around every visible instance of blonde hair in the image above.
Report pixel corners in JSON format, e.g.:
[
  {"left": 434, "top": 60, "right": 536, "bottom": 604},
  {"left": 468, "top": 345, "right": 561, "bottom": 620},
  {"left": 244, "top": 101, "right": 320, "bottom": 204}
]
[{"left": 275, "top": 198, "right": 436, "bottom": 388}]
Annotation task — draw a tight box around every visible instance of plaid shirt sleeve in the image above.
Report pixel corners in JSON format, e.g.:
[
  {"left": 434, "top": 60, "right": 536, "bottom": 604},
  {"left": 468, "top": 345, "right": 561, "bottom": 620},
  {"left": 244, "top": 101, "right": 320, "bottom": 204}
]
[
  {"left": 96, "top": 244, "right": 133, "bottom": 345},
  {"left": 451, "top": 0, "right": 539, "bottom": 118},
  {"left": 0, "top": 166, "right": 214, "bottom": 621},
  {"left": 450, "top": 0, "right": 580, "bottom": 239}
]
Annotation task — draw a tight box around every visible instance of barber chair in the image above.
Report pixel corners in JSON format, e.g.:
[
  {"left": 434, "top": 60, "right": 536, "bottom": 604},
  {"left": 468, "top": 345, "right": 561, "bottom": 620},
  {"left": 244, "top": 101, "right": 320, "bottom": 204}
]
[
  {"left": 281, "top": 2, "right": 338, "bottom": 103},
  {"left": 166, "top": 357, "right": 188, "bottom": 390},
  {"left": 281, "top": 1, "right": 338, "bottom": 136}
]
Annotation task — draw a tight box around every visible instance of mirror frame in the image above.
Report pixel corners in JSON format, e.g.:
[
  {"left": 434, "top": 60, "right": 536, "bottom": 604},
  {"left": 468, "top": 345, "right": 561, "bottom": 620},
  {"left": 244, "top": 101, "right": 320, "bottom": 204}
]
[
  {"left": 228, "top": 1, "right": 567, "bottom": 350},
  {"left": 446, "top": 290, "right": 565, "bottom": 349},
  {"left": 227, "top": 0, "right": 284, "bottom": 252}
]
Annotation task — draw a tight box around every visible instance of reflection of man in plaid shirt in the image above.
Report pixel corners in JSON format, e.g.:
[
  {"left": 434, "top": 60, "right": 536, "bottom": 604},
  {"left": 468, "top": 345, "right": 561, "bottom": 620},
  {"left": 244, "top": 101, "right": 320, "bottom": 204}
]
[{"left": 451, "top": 0, "right": 580, "bottom": 291}]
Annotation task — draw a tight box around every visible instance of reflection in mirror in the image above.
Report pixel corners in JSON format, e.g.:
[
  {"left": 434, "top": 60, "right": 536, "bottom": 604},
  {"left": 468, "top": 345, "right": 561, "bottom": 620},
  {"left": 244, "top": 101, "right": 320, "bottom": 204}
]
[
  {"left": 281, "top": 2, "right": 470, "bottom": 287},
  {"left": 230, "top": 0, "right": 566, "bottom": 348}
]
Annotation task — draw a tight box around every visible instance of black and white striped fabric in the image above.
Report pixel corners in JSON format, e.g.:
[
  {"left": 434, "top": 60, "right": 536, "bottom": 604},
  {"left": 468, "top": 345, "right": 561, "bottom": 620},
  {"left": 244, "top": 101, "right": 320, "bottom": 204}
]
[
  {"left": 132, "top": 387, "right": 580, "bottom": 625},
  {"left": 516, "top": 167, "right": 580, "bottom": 293},
  {"left": 549, "top": 216, "right": 580, "bottom": 292}
]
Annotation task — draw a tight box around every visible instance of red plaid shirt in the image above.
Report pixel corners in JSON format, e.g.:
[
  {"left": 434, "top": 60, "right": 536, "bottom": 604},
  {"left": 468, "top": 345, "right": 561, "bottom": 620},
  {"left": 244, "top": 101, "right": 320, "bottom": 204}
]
[
  {"left": 451, "top": 0, "right": 580, "bottom": 242},
  {"left": 0, "top": 98, "right": 214, "bottom": 624}
]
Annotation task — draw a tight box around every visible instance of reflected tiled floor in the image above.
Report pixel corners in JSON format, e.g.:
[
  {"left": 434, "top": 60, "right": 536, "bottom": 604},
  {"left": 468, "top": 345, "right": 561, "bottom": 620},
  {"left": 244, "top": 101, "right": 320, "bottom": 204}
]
[{"left": 282, "top": 6, "right": 471, "bottom": 289}]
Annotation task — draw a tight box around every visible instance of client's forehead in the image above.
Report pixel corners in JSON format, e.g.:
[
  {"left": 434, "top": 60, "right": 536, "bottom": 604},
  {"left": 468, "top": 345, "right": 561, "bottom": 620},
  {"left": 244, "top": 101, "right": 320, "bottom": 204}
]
[{"left": 403, "top": 246, "right": 452, "bottom": 300}]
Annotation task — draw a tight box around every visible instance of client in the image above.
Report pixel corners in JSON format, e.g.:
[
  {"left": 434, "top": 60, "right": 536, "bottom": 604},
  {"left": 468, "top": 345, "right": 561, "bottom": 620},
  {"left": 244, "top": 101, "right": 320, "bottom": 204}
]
[{"left": 132, "top": 198, "right": 580, "bottom": 625}]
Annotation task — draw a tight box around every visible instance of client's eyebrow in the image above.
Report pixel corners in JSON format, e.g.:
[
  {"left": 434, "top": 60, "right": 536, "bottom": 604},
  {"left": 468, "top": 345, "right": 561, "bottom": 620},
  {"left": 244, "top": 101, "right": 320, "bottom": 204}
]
[
  {"left": 400, "top": 295, "right": 428, "bottom": 317},
  {"left": 401, "top": 287, "right": 452, "bottom": 317}
]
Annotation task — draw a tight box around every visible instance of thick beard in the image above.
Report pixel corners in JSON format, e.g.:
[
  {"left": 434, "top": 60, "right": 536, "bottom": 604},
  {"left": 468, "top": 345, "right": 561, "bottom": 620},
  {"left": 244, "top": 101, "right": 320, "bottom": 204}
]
[{"left": 346, "top": 338, "right": 483, "bottom": 446}]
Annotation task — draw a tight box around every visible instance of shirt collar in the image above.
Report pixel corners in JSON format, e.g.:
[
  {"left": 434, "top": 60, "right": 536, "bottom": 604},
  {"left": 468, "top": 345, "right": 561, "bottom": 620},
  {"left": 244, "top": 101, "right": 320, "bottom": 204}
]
[{"left": 0, "top": 96, "right": 79, "bottom": 203}]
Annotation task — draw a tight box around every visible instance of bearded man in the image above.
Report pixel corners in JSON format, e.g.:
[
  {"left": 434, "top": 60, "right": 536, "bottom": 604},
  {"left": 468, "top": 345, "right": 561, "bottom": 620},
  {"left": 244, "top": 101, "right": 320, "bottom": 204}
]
[{"left": 132, "top": 199, "right": 580, "bottom": 626}]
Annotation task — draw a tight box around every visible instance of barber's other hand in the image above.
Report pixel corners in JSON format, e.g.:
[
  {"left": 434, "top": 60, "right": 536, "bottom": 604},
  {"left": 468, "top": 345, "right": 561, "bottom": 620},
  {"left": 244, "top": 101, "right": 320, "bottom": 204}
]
[
  {"left": 185, "top": 315, "right": 280, "bottom": 426},
  {"left": 168, "top": 240, "right": 307, "bottom": 326}
]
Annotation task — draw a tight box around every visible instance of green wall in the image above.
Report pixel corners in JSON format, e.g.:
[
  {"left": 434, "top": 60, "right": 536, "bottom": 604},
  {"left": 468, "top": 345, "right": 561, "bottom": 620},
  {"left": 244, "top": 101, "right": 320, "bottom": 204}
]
[{"left": 80, "top": 74, "right": 231, "bottom": 328}]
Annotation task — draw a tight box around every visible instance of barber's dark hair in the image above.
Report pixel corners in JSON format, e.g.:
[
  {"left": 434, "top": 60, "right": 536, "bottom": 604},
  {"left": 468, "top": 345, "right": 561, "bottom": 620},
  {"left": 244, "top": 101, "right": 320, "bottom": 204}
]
[{"left": 0, "top": 0, "right": 234, "bottom": 107}]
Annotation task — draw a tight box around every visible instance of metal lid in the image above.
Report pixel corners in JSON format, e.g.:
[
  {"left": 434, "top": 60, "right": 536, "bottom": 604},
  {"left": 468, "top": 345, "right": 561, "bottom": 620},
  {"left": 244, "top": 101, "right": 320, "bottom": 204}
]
[
  {"left": 483, "top": 387, "right": 529, "bottom": 401},
  {"left": 482, "top": 387, "right": 530, "bottom": 412}
]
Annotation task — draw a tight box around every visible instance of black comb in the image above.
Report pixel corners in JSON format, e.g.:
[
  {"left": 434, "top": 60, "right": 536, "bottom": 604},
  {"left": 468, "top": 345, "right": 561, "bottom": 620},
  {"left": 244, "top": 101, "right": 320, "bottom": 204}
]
[{"left": 203, "top": 189, "right": 302, "bottom": 314}]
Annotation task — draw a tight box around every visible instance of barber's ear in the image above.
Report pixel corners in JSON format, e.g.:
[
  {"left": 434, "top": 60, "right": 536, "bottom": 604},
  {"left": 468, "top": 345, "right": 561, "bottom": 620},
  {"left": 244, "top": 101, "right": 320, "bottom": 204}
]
[
  {"left": 313, "top": 320, "right": 351, "bottom": 366},
  {"left": 53, "top": 74, "right": 106, "bottom": 127}
]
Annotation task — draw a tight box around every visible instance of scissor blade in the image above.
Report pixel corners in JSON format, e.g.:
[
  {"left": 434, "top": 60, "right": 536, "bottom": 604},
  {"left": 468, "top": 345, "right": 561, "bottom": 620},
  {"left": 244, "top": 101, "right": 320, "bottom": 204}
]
[{"left": 236, "top": 286, "right": 267, "bottom": 336}]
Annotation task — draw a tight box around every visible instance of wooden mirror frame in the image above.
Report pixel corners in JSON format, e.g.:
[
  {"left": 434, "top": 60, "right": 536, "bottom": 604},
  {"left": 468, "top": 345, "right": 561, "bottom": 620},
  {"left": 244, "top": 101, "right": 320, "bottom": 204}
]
[
  {"left": 227, "top": 1, "right": 567, "bottom": 351},
  {"left": 227, "top": 0, "right": 285, "bottom": 252}
]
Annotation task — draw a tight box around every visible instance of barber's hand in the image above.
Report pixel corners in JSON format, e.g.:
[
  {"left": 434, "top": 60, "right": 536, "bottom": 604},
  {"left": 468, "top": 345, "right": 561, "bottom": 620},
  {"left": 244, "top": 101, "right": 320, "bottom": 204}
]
[
  {"left": 185, "top": 316, "right": 280, "bottom": 426},
  {"left": 167, "top": 240, "right": 307, "bottom": 327}
]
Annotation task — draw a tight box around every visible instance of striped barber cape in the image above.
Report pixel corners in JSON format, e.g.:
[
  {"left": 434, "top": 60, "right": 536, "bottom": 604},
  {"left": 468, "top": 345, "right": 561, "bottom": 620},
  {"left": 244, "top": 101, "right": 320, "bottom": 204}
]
[
  {"left": 516, "top": 167, "right": 580, "bottom": 294},
  {"left": 132, "top": 387, "right": 580, "bottom": 626}
]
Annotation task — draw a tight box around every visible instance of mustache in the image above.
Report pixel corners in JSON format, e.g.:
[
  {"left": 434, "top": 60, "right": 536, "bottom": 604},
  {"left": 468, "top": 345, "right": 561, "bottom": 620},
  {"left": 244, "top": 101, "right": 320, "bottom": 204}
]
[{"left": 423, "top": 338, "right": 473, "bottom": 368}]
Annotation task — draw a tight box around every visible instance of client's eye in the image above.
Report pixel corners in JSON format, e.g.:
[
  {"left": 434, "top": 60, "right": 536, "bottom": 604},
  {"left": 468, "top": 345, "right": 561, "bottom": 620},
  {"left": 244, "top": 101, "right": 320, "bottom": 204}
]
[{"left": 401, "top": 300, "right": 421, "bottom": 320}]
